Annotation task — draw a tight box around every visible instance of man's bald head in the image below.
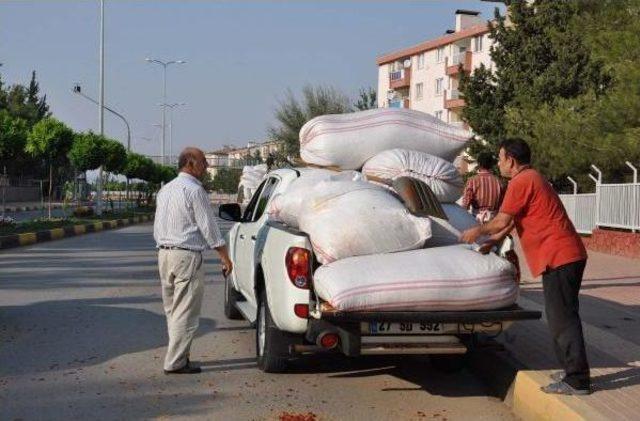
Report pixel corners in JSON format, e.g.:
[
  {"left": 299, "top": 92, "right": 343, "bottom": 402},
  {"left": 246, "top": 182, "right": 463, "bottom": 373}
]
[{"left": 178, "top": 147, "right": 208, "bottom": 179}]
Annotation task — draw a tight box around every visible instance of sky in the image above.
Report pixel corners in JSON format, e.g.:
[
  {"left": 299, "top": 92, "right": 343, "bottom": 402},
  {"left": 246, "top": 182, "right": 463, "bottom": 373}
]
[{"left": 0, "top": 1, "right": 504, "bottom": 158}]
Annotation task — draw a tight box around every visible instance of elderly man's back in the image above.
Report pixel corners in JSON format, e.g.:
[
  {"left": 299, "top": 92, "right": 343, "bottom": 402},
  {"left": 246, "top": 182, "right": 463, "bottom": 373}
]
[{"left": 153, "top": 147, "right": 231, "bottom": 375}]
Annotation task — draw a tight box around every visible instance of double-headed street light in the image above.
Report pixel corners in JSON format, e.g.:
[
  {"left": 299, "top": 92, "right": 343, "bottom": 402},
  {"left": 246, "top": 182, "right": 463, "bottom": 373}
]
[
  {"left": 145, "top": 58, "right": 186, "bottom": 164},
  {"left": 158, "top": 102, "right": 186, "bottom": 166}
]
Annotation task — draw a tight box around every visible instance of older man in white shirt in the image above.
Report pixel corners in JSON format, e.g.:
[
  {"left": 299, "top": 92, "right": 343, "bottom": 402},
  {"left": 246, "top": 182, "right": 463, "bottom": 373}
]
[{"left": 154, "top": 147, "right": 233, "bottom": 374}]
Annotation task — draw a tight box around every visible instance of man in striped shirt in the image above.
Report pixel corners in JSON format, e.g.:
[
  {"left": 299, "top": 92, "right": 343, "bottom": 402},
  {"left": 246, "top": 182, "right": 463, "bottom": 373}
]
[
  {"left": 462, "top": 151, "right": 504, "bottom": 223},
  {"left": 154, "top": 147, "right": 233, "bottom": 374}
]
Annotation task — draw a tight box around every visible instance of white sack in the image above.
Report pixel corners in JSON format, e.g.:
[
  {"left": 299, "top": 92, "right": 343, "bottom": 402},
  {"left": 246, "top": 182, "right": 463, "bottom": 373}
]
[
  {"left": 238, "top": 164, "right": 268, "bottom": 203},
  {"left": 297, "top": 180, "right": 431, "bottom": 264},
  {"left": 426, "top": 204, "right": 487, "bottom": 247},
  {"left": 267, "top": 169, "right": 361, "bottom": 228},
  {"left": 362, "top": 149, "right": 463, "bottom": 203},
  {"left": 314, "top": 245, "right": 518, "bottom": 312},
  {"left": 299, "top": 108, "right": 470, "bottom": 170}
]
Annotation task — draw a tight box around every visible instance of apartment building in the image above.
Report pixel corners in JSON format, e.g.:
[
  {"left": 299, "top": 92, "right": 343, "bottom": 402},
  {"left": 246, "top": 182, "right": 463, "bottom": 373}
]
[
  {"left": 205, "top": 140, "right": 281, "bottom": 178},
  {"left": 377, "top": 10, "right": 494, "bottom": 128}
]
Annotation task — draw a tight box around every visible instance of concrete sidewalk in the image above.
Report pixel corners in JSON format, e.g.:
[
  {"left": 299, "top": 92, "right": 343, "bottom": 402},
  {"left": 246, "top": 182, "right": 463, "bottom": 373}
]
[{"left": 503, "top": 244, "right": 640, "bottom": 419}]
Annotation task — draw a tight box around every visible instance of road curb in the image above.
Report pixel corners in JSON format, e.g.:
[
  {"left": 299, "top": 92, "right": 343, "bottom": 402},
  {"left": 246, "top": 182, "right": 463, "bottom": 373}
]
[
  {"left": 1, "top": 204, "right": 64, "bottom": 213},
  {"left": 0, "top": 214, "right": 154, "bottom": 250},
  {"left": 468, "top": 340, "right": 605, "bottom": 420}
]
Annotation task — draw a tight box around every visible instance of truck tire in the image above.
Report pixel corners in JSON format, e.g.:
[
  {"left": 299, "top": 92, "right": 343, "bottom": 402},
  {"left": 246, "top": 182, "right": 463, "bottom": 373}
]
[
  {"left": 430, "top": 354, "right": 467, "bottom": 373},
  {"left": 256, "top": 290, "right": 290, "bottom": 373},
  {"left": 224, "top": 275, "right": 243, "bottom": 320}
]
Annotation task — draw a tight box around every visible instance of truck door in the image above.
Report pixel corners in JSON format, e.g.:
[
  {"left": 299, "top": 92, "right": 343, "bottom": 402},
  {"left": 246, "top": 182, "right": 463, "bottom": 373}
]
[{"left": 234, "top": 176, "right": 280, "bottom": 306}]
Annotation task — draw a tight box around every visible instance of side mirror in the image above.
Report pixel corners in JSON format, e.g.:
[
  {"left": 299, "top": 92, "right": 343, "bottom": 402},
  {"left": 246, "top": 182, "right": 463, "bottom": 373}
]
[{"left": 219, "top": 203, "right": 242, "bottom": 222}]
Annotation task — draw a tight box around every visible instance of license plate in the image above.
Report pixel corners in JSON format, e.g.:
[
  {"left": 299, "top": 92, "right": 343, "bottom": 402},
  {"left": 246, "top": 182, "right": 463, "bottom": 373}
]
[{"left": 368, "top": 322, "right": 450, "bottom": 335}]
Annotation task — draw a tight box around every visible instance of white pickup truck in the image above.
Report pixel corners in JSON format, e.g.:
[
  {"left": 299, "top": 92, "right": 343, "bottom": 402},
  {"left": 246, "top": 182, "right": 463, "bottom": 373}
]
[{"left": 218, "top": 168, "right": 541, "bottom": 373}]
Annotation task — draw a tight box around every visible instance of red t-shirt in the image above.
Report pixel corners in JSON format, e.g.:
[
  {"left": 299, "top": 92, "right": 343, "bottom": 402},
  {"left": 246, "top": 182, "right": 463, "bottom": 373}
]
[{"left": 499, "top": 168, "right": 587, "bottom": 277}]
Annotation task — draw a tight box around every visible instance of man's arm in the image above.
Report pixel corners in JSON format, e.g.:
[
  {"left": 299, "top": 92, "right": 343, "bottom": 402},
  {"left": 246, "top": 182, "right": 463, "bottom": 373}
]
[
  {"left": 193, "top": 189, "right": 233, "bottom": 275},
  {"left": 460, "top": 212, "right": 514, "bottom": 244}
]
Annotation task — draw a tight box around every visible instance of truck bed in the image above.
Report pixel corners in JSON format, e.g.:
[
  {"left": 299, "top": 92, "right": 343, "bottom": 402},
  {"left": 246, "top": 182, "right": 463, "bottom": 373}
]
[{"left": 318, "top": 302, "right": 541, "bottom": 324}]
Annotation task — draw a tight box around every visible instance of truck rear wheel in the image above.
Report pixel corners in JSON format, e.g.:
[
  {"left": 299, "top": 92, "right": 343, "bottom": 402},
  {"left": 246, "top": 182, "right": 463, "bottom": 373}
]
[
  {"left": 256, "top": 290, "right": 291, "bottom": 373},
  {"left": 224, "top": 275, "right": 243, "bottom": 320}
]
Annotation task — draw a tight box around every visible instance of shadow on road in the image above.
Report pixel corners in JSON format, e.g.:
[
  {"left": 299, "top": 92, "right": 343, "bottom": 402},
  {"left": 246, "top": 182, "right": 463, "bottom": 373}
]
[{"left": 0, "top": 295, "right": 217, "bottom": 377}]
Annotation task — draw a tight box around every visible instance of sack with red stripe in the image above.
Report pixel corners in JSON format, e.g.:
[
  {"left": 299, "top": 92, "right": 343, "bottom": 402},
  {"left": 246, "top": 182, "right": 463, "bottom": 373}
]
[
  {"left": 296, "top": 179, "right": 432, "bottom": 264},
  {"left": 267, "top": 168, "right": 361, "bottom": 228},
  {"left": 313, "top": 245, "right": 518, "bottom": 312},
  {"left": 362, "top": 149, "right": 463, "bottom": 203},
  {"left": 299, "top": 108, "right": 471, "bottom": 170}
]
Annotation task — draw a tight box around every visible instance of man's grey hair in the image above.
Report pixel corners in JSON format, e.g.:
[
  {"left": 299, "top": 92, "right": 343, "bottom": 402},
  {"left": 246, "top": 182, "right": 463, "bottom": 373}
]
[{"left": 178, "top": 147, "right": 204, "bottom": 170}]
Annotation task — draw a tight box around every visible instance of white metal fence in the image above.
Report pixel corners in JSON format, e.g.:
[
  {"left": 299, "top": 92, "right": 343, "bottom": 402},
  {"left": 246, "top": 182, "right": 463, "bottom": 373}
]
[{"left": 558, "top": 163, "right": 639, "bottom": 234}]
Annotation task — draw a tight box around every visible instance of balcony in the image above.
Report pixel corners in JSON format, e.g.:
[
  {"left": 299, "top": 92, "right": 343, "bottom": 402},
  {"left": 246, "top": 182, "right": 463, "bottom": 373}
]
[
  {"left": 444, "top": 89, "right": 465, "bottom": 109},
  {"left": 389, "top": 67, "right": 411, "bottom": 89},
  {"left": 445, "top": 51, "right": 472, "bottom": 76},
  {"left": 389, "top": 98, "right": 410, "bottom": 109}
]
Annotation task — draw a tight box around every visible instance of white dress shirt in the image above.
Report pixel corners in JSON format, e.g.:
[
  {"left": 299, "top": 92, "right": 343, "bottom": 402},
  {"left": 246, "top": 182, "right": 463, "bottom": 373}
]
[{"left": 153, "top": 172, "right": 225, "bottom": 251}]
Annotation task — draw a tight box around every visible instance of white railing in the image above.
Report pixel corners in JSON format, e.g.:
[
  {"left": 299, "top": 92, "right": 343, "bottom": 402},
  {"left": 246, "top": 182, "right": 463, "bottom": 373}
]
[
  {"left": 559, "top": 163, "right": 639, "bottom": 233},
  {"left": 559, "top": 193, "right": 597, "bottom": 234},
  {"left": 597, "top": 183, "right": 640, "bottom": 231},
  {"left": 449, "top": 89, "right": 461, "bottom": 100}
]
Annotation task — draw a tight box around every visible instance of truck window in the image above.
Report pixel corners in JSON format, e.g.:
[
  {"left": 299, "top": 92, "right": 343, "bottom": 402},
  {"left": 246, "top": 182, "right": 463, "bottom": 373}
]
[
  {"left": 252, "top": 177, "right": 279, "bottom": 222},
  {"left": 242, "top": 179, "right": 267, "bottom": 222}
]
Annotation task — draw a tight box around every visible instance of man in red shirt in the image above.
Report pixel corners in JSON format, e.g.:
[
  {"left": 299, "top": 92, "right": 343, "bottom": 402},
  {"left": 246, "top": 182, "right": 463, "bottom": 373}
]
[
  {"left": 462, "top": 151, "right": 504, "bottom": 223},
  {"left": 461, "top": 138, "right": 590, "bottom": 395}
]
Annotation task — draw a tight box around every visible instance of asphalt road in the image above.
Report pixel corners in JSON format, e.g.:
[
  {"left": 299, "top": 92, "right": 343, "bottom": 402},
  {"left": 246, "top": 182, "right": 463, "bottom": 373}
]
[{"left": 0, "top": 222, "right": 514, "bottom": 420}]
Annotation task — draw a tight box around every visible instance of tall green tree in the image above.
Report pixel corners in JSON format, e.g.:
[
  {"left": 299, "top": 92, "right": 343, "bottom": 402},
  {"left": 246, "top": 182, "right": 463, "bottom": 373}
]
[
  {"left": 354, "top": 87, "right": 377, "bottom": 111},
  {"left": 459, "top": 0, "right": 613, "bottom": 185},
  {"left": 0, "top": 111, "right": 28, "bottom": 170},
  {"left": 212, "top": 167, "right": 241, "bottom": 193},
  {"left": 102, "top": 138, "right": 127, "bottom": 174},
  {"left": 269, "top": 85, "right": 351, "bottom": 158},
  {"left": 25, "top": 118, "right": 74, "bottom": 217},
  {"left": 68, "top": 132, "right": 106, "bottom": 172}
]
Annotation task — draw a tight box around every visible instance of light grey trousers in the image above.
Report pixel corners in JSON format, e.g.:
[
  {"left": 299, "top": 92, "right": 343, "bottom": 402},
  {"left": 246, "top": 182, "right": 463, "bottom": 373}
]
[{"left": 158, "top": 249, "right": 205, "bottom": 371}]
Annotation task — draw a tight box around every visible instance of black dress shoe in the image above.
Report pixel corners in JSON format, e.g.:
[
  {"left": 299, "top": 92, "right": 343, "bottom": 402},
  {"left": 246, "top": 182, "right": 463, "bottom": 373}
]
[{"left": 164, "top": 362, "right": 202, "bottom": 375}]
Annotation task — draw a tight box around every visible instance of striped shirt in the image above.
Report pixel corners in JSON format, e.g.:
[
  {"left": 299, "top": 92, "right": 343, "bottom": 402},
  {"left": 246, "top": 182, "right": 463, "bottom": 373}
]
[
  {"left": 153, "top": 172, "right": 225, "bottom": 251},
  {"left": 462, "top": 169, "right": 504, "bottom": 213}
]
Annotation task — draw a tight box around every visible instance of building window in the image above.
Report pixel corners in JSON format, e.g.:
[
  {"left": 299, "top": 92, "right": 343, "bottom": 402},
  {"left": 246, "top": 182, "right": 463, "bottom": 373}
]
[
  {"left": 417, "top": 53, "right": 425, "bottom": 69},
  {"left": 435, "top": 110, "right": 443, "bottom": 121},
  {"left": 435, "top": 78, "right": 444, "bottom": 95},
  {"left": 474, "top": 35, "right": 483, "bottom": 52},
  {"left": 415, "top": 83, "right": 424, "bottom": 100},
  {"left": 436, "top": 47, "right": 445, "bottom": 63}
]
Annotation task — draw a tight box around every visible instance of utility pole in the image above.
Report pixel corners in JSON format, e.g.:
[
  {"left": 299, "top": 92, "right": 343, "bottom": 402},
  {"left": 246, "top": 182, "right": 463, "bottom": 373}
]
[{"left": 96, "top": 0, "right": 105, "bottom": 216}]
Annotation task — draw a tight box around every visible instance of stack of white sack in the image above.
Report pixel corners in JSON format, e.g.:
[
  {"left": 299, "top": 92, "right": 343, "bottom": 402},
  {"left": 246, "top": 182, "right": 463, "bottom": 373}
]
[
  {"left": 427, "top": 203, "right": 487, "bottom": 247},
  {"left": 272, "top": 177, "right": 431, "bottom": 264},
  {"left": 268, "top": 169, "right": 362, "bottom": 228},
  {"left": 313, "top": 245, "right": 518, "bottom": 312},
  {"left": 299, "top": 108, "right": 471, "bottom": 170},
  {"left": 362, "top": 148, "right": 464, "bottom": 203},
  {"left": 238, "top": 164, "right": 268, "bottom": 203}
]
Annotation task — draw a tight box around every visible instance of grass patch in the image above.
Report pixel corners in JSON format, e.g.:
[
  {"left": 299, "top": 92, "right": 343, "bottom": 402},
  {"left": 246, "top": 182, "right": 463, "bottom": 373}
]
[{"left": 0, "top": 209, "right": 154, "bottom": 237}]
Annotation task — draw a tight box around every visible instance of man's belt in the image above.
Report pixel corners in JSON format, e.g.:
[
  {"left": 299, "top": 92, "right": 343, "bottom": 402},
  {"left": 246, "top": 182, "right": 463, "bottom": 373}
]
[{"left": 158, "top": 245, "right": 200, "bottom": 252}]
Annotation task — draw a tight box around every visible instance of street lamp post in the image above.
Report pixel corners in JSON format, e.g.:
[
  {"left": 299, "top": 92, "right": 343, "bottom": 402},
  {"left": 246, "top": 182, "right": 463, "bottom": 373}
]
[
  {"left": 72, "top": 83, "right": 132, "bottom": 208},
  {"left": 145, "top": 58, "right": 186, "bottom": 164},
  {"left": 159, "top": 102, "right": 186, "bottom": 166},
  {"left": 97, "top": 0, "right": 105, "bottom": 216}
]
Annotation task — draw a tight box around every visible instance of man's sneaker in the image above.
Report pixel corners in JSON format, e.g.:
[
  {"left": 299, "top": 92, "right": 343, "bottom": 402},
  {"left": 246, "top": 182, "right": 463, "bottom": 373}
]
[
  {"left": 541, "top": 380, "right": 591, "bottom": 395},
  {"left": 550, "top": 371, "right": 565, "bottom": 382}
]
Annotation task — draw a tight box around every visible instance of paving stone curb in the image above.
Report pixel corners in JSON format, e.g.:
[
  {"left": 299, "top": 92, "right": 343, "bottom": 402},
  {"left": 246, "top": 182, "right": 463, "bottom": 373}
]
[
  {"left": 0, "top": 214, "right": 154, "bottom": 250},
  {"left": 468, "top": 339, "right": 605, "bottom": 420}
]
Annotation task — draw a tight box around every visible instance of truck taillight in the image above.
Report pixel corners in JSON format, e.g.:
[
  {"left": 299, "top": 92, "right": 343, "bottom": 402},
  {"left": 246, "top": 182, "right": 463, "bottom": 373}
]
[
  {"left": 286, "top": 247, "right": 311, "bottom": 289},
  {"left": 504, "top": 250, "right": 521, "bottom": 284}
]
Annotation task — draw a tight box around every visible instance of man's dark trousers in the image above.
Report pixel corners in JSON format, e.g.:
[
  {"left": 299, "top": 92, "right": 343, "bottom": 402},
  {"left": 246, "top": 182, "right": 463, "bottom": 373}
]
[{"left": 542, "top": 259, "right": 590, "bottom": 389}]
